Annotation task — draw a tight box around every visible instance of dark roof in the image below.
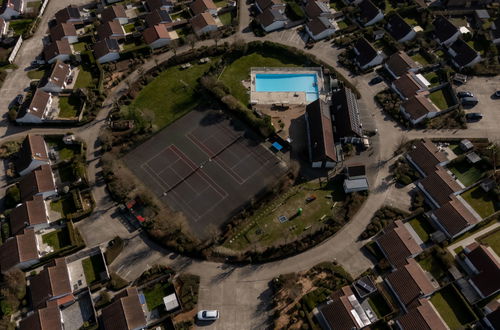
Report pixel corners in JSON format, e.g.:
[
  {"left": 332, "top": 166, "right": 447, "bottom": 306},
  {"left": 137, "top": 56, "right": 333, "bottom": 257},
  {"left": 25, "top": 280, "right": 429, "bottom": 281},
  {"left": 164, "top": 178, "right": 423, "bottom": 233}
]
[
  {"left": 433, "top": 15, "right": 458, "bottom": 43},
  {"left": 346, "top": 164, "right": 366, "bottom": 177},
  {"left": 406, "top": 139, "right": 448, "bottom": 176},
  {"left": 45, "top": 61, "right": 71, "bottom": 89},
  {"left": 306, "top": 99, "right": 337, "bottom": 163},
  {"left": 386, "top": 259, "right": 436, "bottom": 309},
  {"left": 449, "top": 39, "right": 480, "bottom": 68},
  {"left": 43, "top": 39, "right": 72, "bottom": 62},
  {"left": 358, "top": 0, "right": 381, "bottom": 24},
  {"left": 353, "top": 38, "right": 378, "bottom": 67},
  {"left": 376, "top": 220, "right": 422, "bottom": 268},
  {"left": 485, "top": 307, "right": 500, "bottom": 329},
  {"left": 101, "top": 5, "right": 127, "bottom": 23},
  {"left": 9, "top": 195, "right": 47, "bottom": 235},
  {"left": 419, "top": 167, "right": 462, "bottom": 206},
  {"left": 19, "top": 164, "right": 56, "bottom": 202},
  {"left": 386, "top": 51, "right": 420, "bottom": 77},
  {"left": 393, "top": 73, "right": 424, "bottom": 99},
  {"left": 25, "top": 89, "right": 51, "bottom": 120},
  {"left": 143, "top": 24, "right": 172, "bottom": 44},
  {"left": 397, "top": 299, "right": 448, "bottom": 330},
  {"left": 145, "top": 9, "right": 172, "bottom": 26},
  {"left": 49, "top": 22, "right": 77, "bottom": 41},
  {"left": 317, "top": 286, "right": 361, "bottom": 330},
  {"left": 19, "top": 301, "right": 63, "bottom": 330},
  {"left": 432, "top": 196, "right": 479, "bottom": 237},
  {"left": 30, "top": 258, "right": 71, "bottom": 309},
  {"left": 101, "top": 287, "right": 146, "bottom": 330},
  {"left": 256, "top": 0, "right": 285, "bottom": 11},
  {"left": 402, "top": 92, "right": 438, "bottom": 121},
  {"left": 305, "top": 0, "right": 330, "bottom": 18},
  {"left": 256, "top": 8, "right": 286, "bottom": 27},
  {"left": 145, "top": 0, "right": 175, "bottom": 11},
  {"left": 306, "top": 16, "right": 333, "bottom": 36},
  {"left": 93, "top": 38, "right": 120, "bottom": 60},
  {"left": 190, "top": 0, "right": 217, "bottom": 16},
  {"left": 97, "top": 20, "right": 125, "bottom": 40},
  {"left": 191, "top": 12, "right": 217, "bottom": 32},
  {"left": 465, "top": 243, "right": 500, "bottom": 298},
  {"left": 386, "top": 14, "right": 413, "bottom": 41},
  {"left": 55, "top": 5, "right": 81, "bottom": 24},
  {"left": 0, "top": 229, "right": 37, "bottom": 272},
  {"left": 332, "top": 87, "right": 363, "bottom": 137},
  {"left": 16, "top": 134, "right": 49, "bottom": 174}
]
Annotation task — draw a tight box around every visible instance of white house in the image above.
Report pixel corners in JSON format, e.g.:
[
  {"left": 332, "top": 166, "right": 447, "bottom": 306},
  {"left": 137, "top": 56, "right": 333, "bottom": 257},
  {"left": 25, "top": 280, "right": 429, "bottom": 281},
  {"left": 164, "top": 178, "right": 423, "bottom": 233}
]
[
  {"left": 433, "top": 15, "right": 461, "bottom": 46},
  {"left": 93, "top": 38, "right": 120, "bottom": 64},
  {"left": 191, "top": 12, "right": 219, "bottom": 36},
  {"left": 305, "top": 16, "right": 337, "bottom": 41},
  {"left": 490, "top": 18, "right": 500, "bottom": 44},
  {"left": 386, "top": 14, "right": 416, "bottom": 42},
  {"left": 0, "top": 229, "right": 39, "bottom": 272},
  {"left": 190, "top": 0, "right": 217, "bottom": 16},
  {"left": 143, "top": 24, "right": 178, "bottom": 49},
  {"left": 353, "top": 38, "right": 384, "bottom": 70},
  {"left": 256, "top": 8, "right": 287, "bottom": 32},
  {"left": 17, "top": 134, "right": 50, "bottom": 176},
  {"left": 358, "top": 0, "right": 383, "bottom": 27},
  {"left": 400, "top": 92, "right": 440, "bottom": 125},
  {"left": 50, "top": 22, "right": 78, "bottom": 44},
  {"left": 384, "top": 51, "right": 422, "bottom": 79},
  {"left": 9, "top": 195, "right": 50, "bottom": 235},
  {"left": 42, "top": 61, "right": 73, "bottom": 93},
  {"left": 16, "top": 89, "right": 53, "bottom": 124},
  {"left": 19, "top": 164, "right": 57, "bottom": 201},
  {"left": 145, "top": 0, "right": 176, "bottom": 12},
  {"left": 255, "top": 0, "right": 286, "bottom": 14},
  {"left": 101, "top": 5, "right": 129, "bottom": 25},
  {"left": 448, "top": 39, "right": 482, "bottom": 70},
  {"left": 43, "top": 39, "right": 72, "bottom": 64}
]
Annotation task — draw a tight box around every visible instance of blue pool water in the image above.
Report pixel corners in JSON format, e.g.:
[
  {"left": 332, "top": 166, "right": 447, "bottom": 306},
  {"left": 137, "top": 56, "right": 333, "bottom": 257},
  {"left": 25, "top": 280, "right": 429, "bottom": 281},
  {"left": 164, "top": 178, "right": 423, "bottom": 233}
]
[{"left": 255, "top": 73, "right": 319, "bottom": 102}]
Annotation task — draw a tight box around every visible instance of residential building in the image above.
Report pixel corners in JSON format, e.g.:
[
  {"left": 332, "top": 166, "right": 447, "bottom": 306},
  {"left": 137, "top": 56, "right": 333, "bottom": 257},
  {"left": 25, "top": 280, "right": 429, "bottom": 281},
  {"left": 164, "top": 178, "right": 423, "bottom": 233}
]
[
  {"left": 143, "top": 24, "right": 178, "bottom": 49},
  {"left": 433, "top": 15, "right": 460, "bottom": 46},
  {"left": 406, "top": 139, "right": 448, "bottom": 177},
  {"left": 30, "top": 258, "right": 72, "bottom": 309},
  {"left": 305, "top": 99, "right": 337, "bottom": 168},
  {"left": 19, "top": 164, "right": 57, "bottom": 202},
  {"left": 400, "top": 92, "right": 441, "bottom": 125},
  {"left": 358, "top": 0, "right": 383, "bottom": 26},
  {"left": 395, "top": 298, "right": 448, "bottom": 330},
  {"left": 315, "top": 286, "right": 373, "bottom": 330},
  {"left": 391, "top": 72, "right": 427, "bottom": 100},
  {"left": 343, "top": 177, "right": 369, "bottom": 193},
  {"left": 385, "top": 51, "right": 421, "bottom": 79},
  {"left": 101, "top": 287, "right": 147, "bottom": 330},
  {"left": 191, "top": 12, "right": 218, "bottom": 36},
  {"left": 417, "top": 167, "right": 463, "bottom": 208},
  {"left": 463, "top": 243, "right": 500, "bottom": 299},
  {"left": 376, "top": 220, "right": 423, "bottom": 268},
  {"left": 305, "top": 0, "right": 331, "bottom": 19},
  {"left": 483, "top": 302, "right": 500, "bottom": 329},
  {"left": 55, "top": 5, "right": 82, "bottom": 24},
  {"left": 0, "top": 229, "right": 38, "bottom": 272},
  {"left": 9, "top": 195, "right": 49, "bottom": 235},
  {"left": 442, "top": 0, "right": 491, "bottom": 8},
  {"left": 331, "top": 87, "right": 363, "bottom": 138},
  {"left": 101, "top": 5, "right": 128, "bottom": 25},
  {"left": 448, "top": 39, "right": 481, "bottom": 70},
  {"left": 305, "top": 16, "right": 337, "bottom": 41},
  {"left": 145, "top": 9, "right": 173, "bottom": 27},
  {"left": 256, "top": 8, "right": 287, "bottom": 32},
  {"left": 0, "top": 17, "right": 9, "bottom": 36},
  {"left": 190, "top": 0, "right": 217, "bottom": 16},
  {"left": 16, "top": 89, "right": 53, "bottom": 124},
  {"left": 490, "top": 18, "right": 500, "bottom": 44},
  {"left": 145, "top": 0, "right": 176, "bottom": 12},
  {"left": 41, "top": 61, "right": 73, "bottom": 93},
  {"left": 385, "top": 259, "right": 437, "bottom": 312},
  {"left": 353, "top": 38, "right": 384, "bottom": 70},
  {"left": 43, "top": 39, "right": 72, "bottom": 64},
  {"left": 16, "top": 134, "right": 50, "bottom": 176},
  {"left": 0, "top": 0, "right": 24, "bottom": 20},
  {"left": 345, "top": 164, "right": 366, "bottom": 179},
  {"left": 93, "top": 38, "right": 120, "bottom": 64},
  {"left": 97, "top": 20, "right": 126, "bottom": 40},
  {"left": 19, "top": 301, "right": 63, "bottom": 330},
  {"left": 50, "top": 22, "right": 78, "bottom": 44},
  {"left": 255, "top": 0, "right": 286, "bottom": 14},
  {"left": 385, "top": 14, "right": 415, "bottom": 42},
  {"left": 429, "top": 195, "right": 481, "bottom": 238}
]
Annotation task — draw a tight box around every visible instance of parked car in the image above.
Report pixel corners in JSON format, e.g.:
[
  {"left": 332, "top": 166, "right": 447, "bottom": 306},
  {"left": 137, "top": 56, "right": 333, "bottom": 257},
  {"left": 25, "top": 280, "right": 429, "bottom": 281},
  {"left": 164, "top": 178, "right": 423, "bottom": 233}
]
[
  {"left": 15, "top": 94, "right": 23, "bottom": 105},
  {"left": 461, "top": 96, "right": 478, "bottom": 106},
  {"left": 466, "top": 113, "right": 483, "bottom": 121},
  {"left": 197, "top": 310, "right": 219, "bottom": 321},
  {"left": 457, "top": 91, "right": 474, "bottom": 98},
  {"left": 369, "top": 76, "right": 383, "bottom": 85},
  {"left": 494, "top": 90, "right": 500, "bottom": 98}
]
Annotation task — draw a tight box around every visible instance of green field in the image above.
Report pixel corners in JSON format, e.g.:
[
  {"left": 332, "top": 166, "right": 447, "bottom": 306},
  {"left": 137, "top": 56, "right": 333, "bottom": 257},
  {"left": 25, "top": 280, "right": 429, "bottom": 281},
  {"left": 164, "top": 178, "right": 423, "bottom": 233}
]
[
  {"left": 82, "top": 255, "right": 106, "bottom": 284},
  {"left": 143, "top": 281, "right": 173, "bottom": 311},
  {"left": 408, "top": 216, "right": 434, "bottom": 242},
  {"left": 41, "top": 227, "right": 71, "bottom": 250},
  {"left": 431, "top": 286, "right": 477, "bottom": 329},
  {"left": 480, "top": 228, "right": 500, "bottom": 256},
  {"left": 423, "top": 72, "right": 440, "bottom": 87},
  {"left": 72, "top": 42, "right": 87, "bottom": 53},
  {"left": 461, "top": 186, "right": 499, "bottom": 218},
  {"left": 447, "top": 159, "right": 483, "bottom": 187}
]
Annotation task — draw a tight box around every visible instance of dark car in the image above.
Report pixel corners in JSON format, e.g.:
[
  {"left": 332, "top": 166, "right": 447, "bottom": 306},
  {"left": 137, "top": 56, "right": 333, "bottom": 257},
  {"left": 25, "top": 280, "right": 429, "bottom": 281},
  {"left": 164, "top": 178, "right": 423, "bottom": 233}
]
[
  {"left": 466, "top": 113, "right": 483, "bottom": 121},
  {"left": 494, "top": 91, "right": 500, "bottom": 98},
  {"left": 457, "top": 91, "right": 474, "bottom": 98},
  {"left": 369, "top": 76, "right": 383, "bottom": 85},
  {"left": 461, "top": 96, "right": 478, "bottom": 106},
  {"left": 15, "top": 94, "right": 23, "bottom": 105}
]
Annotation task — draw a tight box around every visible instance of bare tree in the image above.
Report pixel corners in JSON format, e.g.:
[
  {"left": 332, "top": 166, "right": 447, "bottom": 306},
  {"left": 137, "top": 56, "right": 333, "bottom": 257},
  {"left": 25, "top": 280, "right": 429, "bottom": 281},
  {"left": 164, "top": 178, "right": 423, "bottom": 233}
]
[
  {"left": 210, "top": 30, "right": 221, "bottom": 48},
  {"left": 186, "top": 34, "right": 197, "bottom": 51}
]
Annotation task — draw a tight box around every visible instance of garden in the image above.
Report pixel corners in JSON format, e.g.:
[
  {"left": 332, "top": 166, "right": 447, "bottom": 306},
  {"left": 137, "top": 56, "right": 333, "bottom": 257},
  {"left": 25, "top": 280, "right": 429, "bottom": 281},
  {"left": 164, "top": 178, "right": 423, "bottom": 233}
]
[
  {"left": 428, "top": 88, "right": 454, "bottom": 111},
  {"left": 446, "top": 157, "right": 485, "bottom": 187},
  {"left": 408, "top": 216, "right": 434, "bottom": 243},
  {"left": 58, "top": 94, "right": 83, "bottom": 118},
  {"left": 430, "top": 285, "right": 477, "bottom": 329},
  {"left": 479, "top": 228, "right": 500, "bottom": 256},
  {"left": 41, "top": 227, "right": 72, "bottom": 251},
  {"left": 82, "top": 254, "right": 107, "bottom": 285},
  {"left": 143, "top": 280, "right": 175, "bottom": 311},
  {"left": 461, "top": 186, "right": 499, "bottom": 218}
]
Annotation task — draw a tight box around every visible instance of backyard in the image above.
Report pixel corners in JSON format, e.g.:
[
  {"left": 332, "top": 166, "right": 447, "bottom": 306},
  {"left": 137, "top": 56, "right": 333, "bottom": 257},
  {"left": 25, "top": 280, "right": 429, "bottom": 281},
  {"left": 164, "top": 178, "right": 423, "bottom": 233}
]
[
  {"left": 411, "top": 52, "right": 430, "bottom": 66},
  {"left": 429, "top": 89, "right": 453, "bottom": 110},
  {"left": 431, "top": 286, "right": 477, "bottom": 329},
  {"left": 423, "top": 71, "right": 440, "bottom": 88},
  {"left": 50, "top": 196, "right": 77, "bottom": 219},
  {"left": 461, "top": 186, "right": 499, "bottom": 218},
  {"left": 447, "top": 158, "right": 484, "bottom": 187},
  {"left": 368, "top": 293, "right": 392, "bottom": 318},
  {"left": 45, "top": 136, "right": 81, "bottom": 161},
  {"left": 74, "top": 66, "right": 94, "bottom": 89},
  {"left": 72, "top": 42, "right": 87, "bottom": 53},
  {"left": 408, "top": 216, "right": 434, "bottom": 243},
  {"left": 10, "top": 19, "right": 33, "bottom": 36},
  {"left": 143, "top": 281, "right": 174, "bottom": 311},
  {"left": 418, "top": 254, "right": 447, "bottom": 283},
  {"left": 27, "top": 69, "right": 46, "bottom": 80},
  {"left": 219, "top": 11, "right": 233, "bottom": 25},
  {"left": 82, "top": 254, "right": 107, "bottom": 284},
  {"left": 58, "top": 95, "right": 82, "bottom": 118},
  {"left": 42, "top": 227, "right": 71, "bottom": 251},
  {"left": 479, "top": 228, "right": 500, "bottom": 256},
  {"left": 58, "top": 163, "right": 78, "bottom": 183}
]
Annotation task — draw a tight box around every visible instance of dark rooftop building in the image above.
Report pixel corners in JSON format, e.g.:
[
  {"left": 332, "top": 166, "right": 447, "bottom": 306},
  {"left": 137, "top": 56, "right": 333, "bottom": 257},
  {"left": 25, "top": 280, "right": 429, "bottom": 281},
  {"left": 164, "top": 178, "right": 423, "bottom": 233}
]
[
  {"left": 9, "top": 195, "right": 48, "bottom": 235},
  {"left": 418, "top": 167, "right": 462, "bottom": 208},
  {"left": 396, "top": 298, "right": 448, "bottom": 330},
  {"left": 376, "top": 220, "right": 423, "bottom": 268},
  {"left": 448, "top": 38, "right": 481, "bottom": 69},
  {"left": 463, "top": 243, "right": 500, "bottom": 299},
  {"left": 30, "top": 258, "right": 71, "bottom": 309},
  {"left": 433, "top": 15, "right": 459, "bottom": 45},
  {"left": 305, "top": 99, "right": 337, "bottom": 168},
  {"left": 19, "top": 301, "right": 63, "bottom": 330},
  {"left": 55, "top": 5, "right": 82, "bottom": 24},
  {"left": 430, "top": 195, "right": 480, "bottom": 238},
  {"left": 0, "top": 228, "right": 38, "bottom": 272},
  {"left": 101, "top": 287, "right": 147, "bottom": 330},
  {"left": 385, "top": 14, "right": 414, "bottom": 42},
  {"left": 406, "top": 139, "right": 448, "bottom": 177},
  {"left": 332, "top": 87, "right": 363, "bottom": 138}
]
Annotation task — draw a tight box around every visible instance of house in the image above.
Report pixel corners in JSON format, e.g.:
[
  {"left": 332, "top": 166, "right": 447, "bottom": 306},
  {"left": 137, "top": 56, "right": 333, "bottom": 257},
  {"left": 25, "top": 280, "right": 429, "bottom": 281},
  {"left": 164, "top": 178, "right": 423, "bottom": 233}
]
[
  {"left": 315, "top": 286, "right": 373, "bottom": 330},
  {"left": 357, "top": 0, "right": 383, "bottom": 26},
  {"left": 0, "top": 229, "right": 38, "bottom": 272},
  {"left": 143, "top": 24, "right": 178, "bottom": 49},
  {"left": 101, "top": 287, "right": 147, "bottom": 330},
  {"left": 443, "top": 0, "right": 490, "bottom": 8},
  {"left": 400, "top": 92, "right": 440, "bottom": 125},
  {"left": 385, "top": 14, "right": 415, "bottom": 42},
  {"left": 433, "top": 15, "right": 460, "bottom": 46},
  {"left": 395, "top": 298, "right": 448, "bottom": 330},
  {"left": 463, "top": 243, "right": 500, "bottom": 299},
  {"left": 43, "top": 39, "right": 72, "bottom": 64},
  {"left": 430, "top": 196, "right": 481, "bottom": 238},
  {"left": 448, "top": 39, "right": 481, "bottom": 70},
  {"left": 406, "top": 139, "right": 448, "bottom": 177},
  {"left": 490, "top": 18, "right": 500, "bottom": 44},
  {"left": 417, "top": 167, "right": 463, "bottom": 208},
  {"left": 483, "top": 301, "right": 500, "bottom": 329},
  {"left": 459, "top": 139, "right": 474, "bottom": 152},
  {"left": 190, "top": 0, "right": 217, "bottom": 16},
  {"left": 9, "top": 195, "right": 49, "bottom": 235},
  {"left": 385, "top": 259, "right": 437, "bottom": 312},
  {"left": 19, "top": 164, "right": 57, "bottom": 202},
  {"left": 93, "top": 38, "right": 120, "bottom": 64},
  {"left": 16, "top": 89, "right": 53, "bottom": 124},
  {"left": 50, "top": 23, "right": 78, "bottom": 44},
  {"left": 391, "top": 73, "right": 427, "bottom": 100},
  {"left": 0, "top": 17, "right": 9, "bottom": 36},
  {"left": 30, "top": 258, "right": 72, "bottom": 309},
  {"left": 55, "top": 5, "right": 82, "bottom": 24},
  {"left": 385, "top": 51, "right": 421, "bottom": 79},
  {"left": 331, "top": 87, "right": 363, "bottom": 138},
  {"left": 343, "top": 177, "right": 369, "bottom": 193},
  {"left": 376, "top": 220, "right": 423, "bottom": 268},
  {"left": 305, "top": 16, "right": 337, "bottom": 41},
  {"left": 19, "top": 300, "right": 63, "bottom": 330},
  {"left": 255, "top": 0, "right": 286, "bottom": 14},
  {"left": 191, "top": 12, "right": 218, "bottom": 36},
  {"left": 0, "top": 0, "right": 24, "bottom": 20},
  {"left": 101, "top": 5, "right": 128, "bottom": 25},
  {"left": 145, "top": 0, "right": 176, "bottom": 12},
  {"left": 305, "top": 0, "right": 331, "bottom": 19},
  {"left": 345, "top": 164, "right": 366, "bottom": 179},
  {"left": 474, "top": 9, "right": 490, "bottom": 28},
  {"left": 41, "top": 61, "right": 73, "bottom": 93},
  {"left": 145, "top": 9, "right": 173, "bottom": 27},
  {"left": 16, "top": 134, "right": 50, "bottom": 176},
  {"left": 256, "top": 8, "right": 287, "bottom": 32},
  {"left": 305, "top": 99, "right": 338, "bottom": 168},
  {"left": 353, "top": 38, "right": 384, "bottom": 70},
  {"left": 97, "top": 20, "right": 126, "bottom": 40}
]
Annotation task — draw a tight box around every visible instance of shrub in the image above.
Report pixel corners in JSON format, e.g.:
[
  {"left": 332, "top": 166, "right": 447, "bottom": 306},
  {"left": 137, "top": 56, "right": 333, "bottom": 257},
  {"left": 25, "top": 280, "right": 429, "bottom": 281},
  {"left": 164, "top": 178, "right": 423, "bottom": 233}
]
[
  {"left": 4, "top": 185, "right": 20, "bottom": 209},
  {"left": 107, "top": 272, "right": 129, "bottom": 291}
]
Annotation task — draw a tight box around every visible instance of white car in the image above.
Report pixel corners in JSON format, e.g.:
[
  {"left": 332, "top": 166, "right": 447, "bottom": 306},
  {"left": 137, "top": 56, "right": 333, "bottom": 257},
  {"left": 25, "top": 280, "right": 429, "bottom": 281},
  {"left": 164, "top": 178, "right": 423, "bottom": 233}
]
[{"left": 197, "top": 310, "right": 219, "bottom": 321}]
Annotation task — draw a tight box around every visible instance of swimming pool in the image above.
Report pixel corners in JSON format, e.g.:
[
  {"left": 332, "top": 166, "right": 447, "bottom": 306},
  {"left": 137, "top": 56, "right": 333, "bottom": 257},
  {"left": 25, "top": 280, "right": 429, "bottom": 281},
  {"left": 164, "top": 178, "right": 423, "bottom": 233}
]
[{"left": 255, "top": 73, "right": 319, "bottom": 102}]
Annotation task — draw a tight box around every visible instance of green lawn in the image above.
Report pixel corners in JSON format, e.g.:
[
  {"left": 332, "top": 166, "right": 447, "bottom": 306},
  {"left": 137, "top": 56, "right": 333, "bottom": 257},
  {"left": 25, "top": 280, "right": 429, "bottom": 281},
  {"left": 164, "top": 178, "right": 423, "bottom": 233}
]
[
  {"left": 143, "top": 282, "right": 173, "bottom": 311},
  {"left": 82, "top": 255, "right": 106, "bottom": 284},
  {"left": 10, "top": 19, "right": 33, "bottom": 36},
  {"left": 447, "top": 159, "right": 483, "bottom": 187},
  {"left": 423, "top": 71, "right": 440, "bottom": 87},
  {"left": 337, "top": 20, "right": 348, "bottom": 29},
  {"left": 418, "top": 255, "right": 446, "bottom": 282},
  {"left": 220, "top": 52, "right": 304, "bottom": 105},
  {"left": 429, "top": 89, "right": 452, "bottom": 110},
  {"left": 411, "top": 53, "right": 430, "bottom": 66},
  {"left": 41, "top": 227, "right": 71, "bottom": 250},
  {"left": 329, "top": 0, "right": 345, "bottom": 10},
  {"left": 58, "top": 95, "right": 81, "bottom": 118},
  {"left": 74, "top": 66, "right": 94, "bottom": 89},
  {"left": 45, "top": 137, "right": 81, "bottom": 161},
  {"left": 408, "top": 216, "right": 434, "bottom": 242},
  {"left": 219, "top": 11, "right": 233, "bottom": 25},
  {"left": 72, "top": 42, "right": 87, "bottom": 53},
  {"left": 368, "top": 293, "right": 392, "bottom": 318},
  {"left": 479, "top": 228, "right": 500, "bottom": 256},
  {"left": 403, "top": 17, "right": 418, "bottom": 25},
  {"left": 27, "top": 69, "right": 46, "bottom": 80},
  {"left": 461, "top": 186, "right": 499, "bottom": 218},
  {"left": 171, "top": 9, "right": 191, "bottom": 20},
  {"left": 50, "top": 197, "right": 77, "bottom": 218},
  {"left": 131, "top": 60, "right": 215, "bottom": 129},
  {"left": 214, "top": 0, "right": 228, "bottom": 7},
  {"left": 449, "top": 143, "right": 465, "bottom": 156},
  {"left": 431, "top": 286, "right": 477, "bottom": 329},
  {"left": 123, "top": 23, "right": 135, "bottom": 33}
]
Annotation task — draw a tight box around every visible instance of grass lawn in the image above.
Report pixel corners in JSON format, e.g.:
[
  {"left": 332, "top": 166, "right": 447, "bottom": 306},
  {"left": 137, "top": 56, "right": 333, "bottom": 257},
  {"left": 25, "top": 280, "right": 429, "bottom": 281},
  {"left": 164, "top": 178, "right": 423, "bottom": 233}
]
[
  {"left": 82, "top": 254, "right": 106, "bottom": 284},
  {"left": 27, "top": 69, "right": 46, "bottom": 80},
  {"left": 418, "top": 254, "right": 446, "bottom": 282},
  {"left": 479, "top": 228, "right": 500, "bottom": 256},
  {"left": 219, "top": 11, "right": 233, "bottom": 25},
  {"left": 411, "top": 52, "right": 429, "bottom": 66},
  {"left": 74, "top": 66, "right": 94, "bottom": 89},
  {"left": 224, "top": 177, "right": 348, "bottom": 251},
  {"left": 403, "top": 17, "right": 418, "bottom": 25},
  {"left": 461, "top": 186, "right": 499, "bottom": 218},
  {"left": 124, "top": 23, "right": 135, "bottom": 33},
  {"left": 58, "top": 95, "right": 81, "bottom": 118},
  {"left": 220, "top": 52, "right": 304, "bottom": 105},
  {"left": 72, "top": 42, "right": 87, "bottom": 53},
  {"left": 423, "top": 71, "right": 440, "bottom": 87},
  {"left": 368, "top": 293, "right": 392, "bottom": 318},
  {"left": 429, "top": 89, "right": 452, "bottom": 110},
  {"left": 449, "top": 143, "right": 465, "bottom": 156},
  {"left": 131, "top": 60, "right": 216, "bottom": 129},
  {"left": 431, "top": 286, "right": 477, "bottom": 328},
  {"left": 58, "top": 164, "right": 77, "bottom": 183},
  {"left": 45, "top": 137, "right": 81, "bottom": 160},
  {"left": 171, "top": 10, "right": 191, "bottom": 20},
  {"left": 50, "top": 196, "right": 77, "bottom": 218},
  {"left": 329, "top": 0, "right": 345, "bottom": 10},
  {"left": 447, "top": 159, "right": 483, "bottom": 187},
  {"left": 408, "top": 216, "right": 434, "bottom": 242},
  {"left": 10, "top": 19, "right": 33, "bottom": 35},
  {"left": 143, "top": 281, "right": 174, "bottom": 311},
  {"left": 214, "top": 0, "right": 228, "bottom": 7},
  {"left": 42, "top": 227, "right": 71, "bottom": 250},
  {"left": 337, "top": 20, "right": 348, "bottom": 29}
]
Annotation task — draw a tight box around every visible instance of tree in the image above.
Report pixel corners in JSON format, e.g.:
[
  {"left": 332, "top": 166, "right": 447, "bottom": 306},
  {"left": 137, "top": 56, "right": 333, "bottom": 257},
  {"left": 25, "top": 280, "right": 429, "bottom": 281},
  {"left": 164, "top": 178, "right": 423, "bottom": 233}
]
[
  {"left": 210, "top": 30, "right": 221, "bottom": 47},
  {"left": 170, "top": 39, "right": 179, "bottom": 56},
  {"left": 142, "top": 109, "right": 155, "bottom": 130},
  {"left": 98, "top": 129, "right": 114, "bottom": 151},
  {"left": 186, "top": 34, "right": 197, "bottom": 51}
]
